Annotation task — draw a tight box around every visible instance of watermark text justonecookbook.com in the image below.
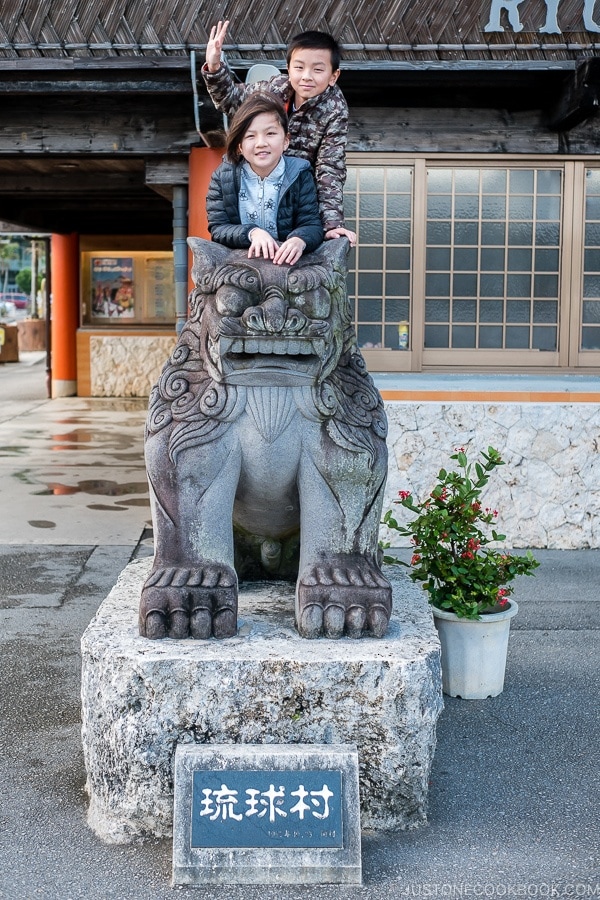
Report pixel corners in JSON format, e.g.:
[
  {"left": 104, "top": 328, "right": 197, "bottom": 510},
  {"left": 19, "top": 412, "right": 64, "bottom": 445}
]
[{"left": 396, "top": 885, "right": 600, "bottom": 898}]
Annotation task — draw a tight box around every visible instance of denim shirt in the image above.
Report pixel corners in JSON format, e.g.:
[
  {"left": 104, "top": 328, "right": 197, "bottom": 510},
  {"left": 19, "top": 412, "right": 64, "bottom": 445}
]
[{"left": 239, "top": 158, "right": 286, "bottom": 239}]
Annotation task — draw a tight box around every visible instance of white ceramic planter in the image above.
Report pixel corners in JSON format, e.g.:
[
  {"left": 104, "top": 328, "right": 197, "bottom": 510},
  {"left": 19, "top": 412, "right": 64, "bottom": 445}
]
[{"left": 433, "top": 600, "right": 519, "bottom": 699}]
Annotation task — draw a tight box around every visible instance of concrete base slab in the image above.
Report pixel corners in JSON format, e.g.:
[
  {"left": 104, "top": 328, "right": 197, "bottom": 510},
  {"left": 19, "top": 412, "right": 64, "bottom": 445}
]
[{"left": 81, "top": 559, "right": 443, "bottom": 844}]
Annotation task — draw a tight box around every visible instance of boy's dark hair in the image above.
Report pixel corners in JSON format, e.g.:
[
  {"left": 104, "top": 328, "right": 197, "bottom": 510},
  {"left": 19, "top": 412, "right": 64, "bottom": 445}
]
[
  {"left": 286, "top": 30, "right": 341, "bottom": 72},
  {"left": 225, "top": 93, "right": 289, "bottom": 164}
]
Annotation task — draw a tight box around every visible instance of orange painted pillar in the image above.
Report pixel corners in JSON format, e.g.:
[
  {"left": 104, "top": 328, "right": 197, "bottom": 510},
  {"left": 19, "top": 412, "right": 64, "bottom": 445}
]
[
  {"left": 188, "top": 146, "right": 224, "bottom": 289},
  {"left": 50, "top": 233, "right": 79, "bottom": 397}
]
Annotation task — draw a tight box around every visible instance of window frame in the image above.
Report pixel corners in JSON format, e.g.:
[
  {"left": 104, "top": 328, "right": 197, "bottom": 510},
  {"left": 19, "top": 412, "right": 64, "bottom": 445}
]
[{"left": 346, "top": 153, "right": 600, "bottom": 373}]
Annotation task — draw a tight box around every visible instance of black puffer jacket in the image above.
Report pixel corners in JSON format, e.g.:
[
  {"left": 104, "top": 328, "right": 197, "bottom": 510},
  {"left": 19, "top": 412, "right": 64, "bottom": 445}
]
[{"left": 206, "top": 156, "right": 323, "bottom": 252}]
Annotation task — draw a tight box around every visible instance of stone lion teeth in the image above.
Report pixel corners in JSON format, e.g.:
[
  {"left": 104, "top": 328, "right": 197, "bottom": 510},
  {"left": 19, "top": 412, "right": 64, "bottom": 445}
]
[
  {"left": 272, "top": 342, "right": 288, "bottom": 355},
  {"left": 229, "top": 339, "right": 244, "bottom": 353},
  {"left": 286, "top": 340, "right": 301, "bottom": 354},
  {"left": 244, "top": 339, "right": 259, "bottom": 353}
]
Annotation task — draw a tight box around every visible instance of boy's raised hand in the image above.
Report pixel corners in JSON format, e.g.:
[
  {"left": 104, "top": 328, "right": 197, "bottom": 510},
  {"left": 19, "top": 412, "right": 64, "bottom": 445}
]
[{"left": 206, "top": 20, "right": 229, "bottom": 72}]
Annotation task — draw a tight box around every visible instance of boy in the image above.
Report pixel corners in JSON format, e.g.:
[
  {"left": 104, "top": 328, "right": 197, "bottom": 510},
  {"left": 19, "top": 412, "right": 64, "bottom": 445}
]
[{"left": 202, "top": 21, "right": 356, "bottom": 246}]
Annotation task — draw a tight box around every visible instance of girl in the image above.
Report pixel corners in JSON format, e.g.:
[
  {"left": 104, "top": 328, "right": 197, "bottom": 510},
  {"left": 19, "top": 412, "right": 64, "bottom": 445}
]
[{"left": 206, "top": 93, "right": 323, "bottom": 265}]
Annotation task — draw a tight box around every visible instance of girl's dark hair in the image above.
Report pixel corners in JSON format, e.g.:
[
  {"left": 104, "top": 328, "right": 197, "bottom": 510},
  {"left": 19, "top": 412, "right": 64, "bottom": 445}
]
[
  {"left": 225, "top": 93, "right": 289, "bottom": 164},
  {"left": 286, "top": 30, "right": 341, "bottom": 72}
]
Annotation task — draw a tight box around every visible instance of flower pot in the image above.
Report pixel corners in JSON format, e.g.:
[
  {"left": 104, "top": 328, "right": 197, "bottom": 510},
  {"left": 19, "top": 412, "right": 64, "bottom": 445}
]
[{"left": 432, "top": 600, "right": 518, "bottom": 699}]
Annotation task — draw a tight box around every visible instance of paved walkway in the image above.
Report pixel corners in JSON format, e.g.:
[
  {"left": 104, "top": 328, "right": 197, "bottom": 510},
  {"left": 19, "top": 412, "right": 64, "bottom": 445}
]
[{"left": 0, "top": 354, "right": 598, "bottom": 898}]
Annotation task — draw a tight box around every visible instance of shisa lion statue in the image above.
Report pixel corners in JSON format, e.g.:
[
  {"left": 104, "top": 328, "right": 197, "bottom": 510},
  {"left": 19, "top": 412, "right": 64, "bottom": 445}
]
[{"left": 140, "top": 237, "right": 392, "bottom": 641}]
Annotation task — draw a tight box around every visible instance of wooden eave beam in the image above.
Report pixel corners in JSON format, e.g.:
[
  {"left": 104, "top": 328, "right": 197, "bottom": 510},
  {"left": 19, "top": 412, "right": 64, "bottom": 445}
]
[
  {"left": 548, "top": 58, "right": 600, "bottom": 131},
  {"left": 0, "top": 57, "right": 194, "bottom": 94}
]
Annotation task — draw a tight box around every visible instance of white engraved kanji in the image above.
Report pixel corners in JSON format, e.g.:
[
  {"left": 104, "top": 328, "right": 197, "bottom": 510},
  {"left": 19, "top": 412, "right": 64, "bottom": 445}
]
[
  {"left": 289, "top": 784, "right": 311, "bottom": 820},
  {"left": 201, "top": 784, "right": 242, "bottom": 821},
  {"left": 199, "top": 787, "right": 214, "bottom": 818},
  {"left": 310, "top": 784, "right": 334, "bottom": 820},
  {"left": 245, "top": 784, "right": 287, "bottom": 822},
  {"left": 244, "top": 788, "right": 262, "bottom": 817}
]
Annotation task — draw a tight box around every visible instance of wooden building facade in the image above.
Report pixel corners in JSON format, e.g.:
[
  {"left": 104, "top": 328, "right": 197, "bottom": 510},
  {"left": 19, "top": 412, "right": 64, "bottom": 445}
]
[{"left": 1, "top": 0, "right": 600, "bottom": 394}]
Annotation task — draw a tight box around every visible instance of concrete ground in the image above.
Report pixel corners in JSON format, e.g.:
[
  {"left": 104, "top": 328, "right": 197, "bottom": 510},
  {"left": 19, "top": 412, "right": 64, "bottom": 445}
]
[{"left": 0, "top": 354, "right": 598, "bottom": 898}]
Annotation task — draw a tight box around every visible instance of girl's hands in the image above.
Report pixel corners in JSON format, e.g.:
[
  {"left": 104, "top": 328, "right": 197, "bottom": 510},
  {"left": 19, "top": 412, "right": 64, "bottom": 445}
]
[
  {"left": 273, "top": 236, "right": 306, "bottom": 265},
  {"left": 248, "top": 228, "right": 278, "bottom": 259},
  {"left": 206, "top": 20, "right": 229, "bottom": 72},
  {"left": 248, "top": 230, "right": 306, "bottom": 265}
]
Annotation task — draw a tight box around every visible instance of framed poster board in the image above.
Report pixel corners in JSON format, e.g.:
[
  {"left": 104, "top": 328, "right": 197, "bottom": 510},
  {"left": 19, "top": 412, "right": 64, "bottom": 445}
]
[
  {"left": 81, "top": 250, "right": 175, "bottom": 325},
  {"left": 144, "top": 256, "right": 173, "bottom": 321}
]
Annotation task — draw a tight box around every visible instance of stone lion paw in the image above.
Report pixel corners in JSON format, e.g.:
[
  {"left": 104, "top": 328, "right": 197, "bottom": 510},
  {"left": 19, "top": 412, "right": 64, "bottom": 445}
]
[
  {"left": 139, "top": 564, "right": 238, "bottom": 640},
  {"left": 296, "top": 555, "right": 392, "bottom": 639}
]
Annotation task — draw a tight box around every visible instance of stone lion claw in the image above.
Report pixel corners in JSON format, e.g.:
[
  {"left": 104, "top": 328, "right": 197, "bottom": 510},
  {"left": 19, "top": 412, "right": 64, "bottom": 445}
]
[
  {"left": 139, "top": 564, "right": 238, "bottom": 639},
  {"left": 297, "top": 555, "right": 392, "bottom": 639}
]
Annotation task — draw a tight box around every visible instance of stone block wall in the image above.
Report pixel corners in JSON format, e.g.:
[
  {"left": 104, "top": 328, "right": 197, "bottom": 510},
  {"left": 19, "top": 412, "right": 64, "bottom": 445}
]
[
  {"left": 383, "top": 402, "right": 600, "bottom": 550},
  {"left": 89, "top": 335, "right": 176, "bottom": 397}
]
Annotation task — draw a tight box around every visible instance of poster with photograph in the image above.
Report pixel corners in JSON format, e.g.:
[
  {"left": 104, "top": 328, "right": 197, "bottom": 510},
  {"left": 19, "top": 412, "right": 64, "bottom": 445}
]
[{"left": 91, "top": 257, "right": 135, "bottom": 318}]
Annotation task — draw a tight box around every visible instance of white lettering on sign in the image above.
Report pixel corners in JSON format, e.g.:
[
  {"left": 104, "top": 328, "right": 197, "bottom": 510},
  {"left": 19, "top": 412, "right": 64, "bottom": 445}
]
[
  {"left": 289, "top": 784, "right": 335, "bottom": 820},
  {"left": 198, "top": 782, "right": 335, "bottom": 825},
  {"left": 484, "top": 0, "right": 600, "bottom": 34},
  {"left": 199, "top": 784, "right": 243, "bottom": 821}
]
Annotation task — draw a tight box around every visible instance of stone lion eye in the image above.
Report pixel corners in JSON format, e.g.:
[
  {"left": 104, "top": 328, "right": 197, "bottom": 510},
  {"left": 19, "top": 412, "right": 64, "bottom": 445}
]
[{"left": 216, "top": 287, "right": 249, "bottom": 316}]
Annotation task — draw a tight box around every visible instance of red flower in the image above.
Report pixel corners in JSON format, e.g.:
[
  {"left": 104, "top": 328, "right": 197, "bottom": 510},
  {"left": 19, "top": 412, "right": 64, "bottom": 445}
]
[
  {"left": 398, "top": 490, "right": 411, "bottom": 500},
  {"left": 411, "top": 553, "right": 421, "bottom": 565},
  {"left": 496, "top": 587, "right": 509, "bottom": 606}
]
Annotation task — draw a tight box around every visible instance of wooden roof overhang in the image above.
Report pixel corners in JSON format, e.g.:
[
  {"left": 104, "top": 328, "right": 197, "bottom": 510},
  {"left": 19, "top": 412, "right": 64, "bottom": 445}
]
[
  {"left": 0, "top": 58, "right": 226, "bottom": 234},
  {"left": 1, "top": 0, "right": 600, "bottom": 235}
]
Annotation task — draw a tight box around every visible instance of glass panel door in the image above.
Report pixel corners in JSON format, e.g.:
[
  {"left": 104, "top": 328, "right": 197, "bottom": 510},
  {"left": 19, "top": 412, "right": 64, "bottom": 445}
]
[
  {"left": 582, "top": 169, "right": 600, "bottom": 352},
  {"left": 424, "top": 166, "right": 562, "bottom": 354},
  {"left": 345, "top": 166, "right": 413, "bottom": 354}
]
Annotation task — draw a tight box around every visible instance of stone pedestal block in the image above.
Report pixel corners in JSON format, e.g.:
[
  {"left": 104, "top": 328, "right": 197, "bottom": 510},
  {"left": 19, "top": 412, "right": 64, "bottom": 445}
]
[{"left": 81, "top": 559, "right": 442, "bottom": 844}]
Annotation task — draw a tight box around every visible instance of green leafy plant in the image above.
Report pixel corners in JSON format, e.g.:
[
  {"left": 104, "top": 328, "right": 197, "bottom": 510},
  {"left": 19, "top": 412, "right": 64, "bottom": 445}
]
[{"left": 382, "top": 446, "right": 539, "bottom": 620}]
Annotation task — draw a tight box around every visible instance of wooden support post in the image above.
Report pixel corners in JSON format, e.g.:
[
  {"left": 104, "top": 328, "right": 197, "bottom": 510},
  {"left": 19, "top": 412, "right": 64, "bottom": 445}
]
[{"left": 50, "top": 232, "right": 79, "bottom": 397}]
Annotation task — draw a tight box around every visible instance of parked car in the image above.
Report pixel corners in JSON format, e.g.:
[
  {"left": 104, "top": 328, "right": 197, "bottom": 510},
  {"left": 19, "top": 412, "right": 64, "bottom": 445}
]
[{"left": 0, "top": 292, "right": 28, "bottom": 309}]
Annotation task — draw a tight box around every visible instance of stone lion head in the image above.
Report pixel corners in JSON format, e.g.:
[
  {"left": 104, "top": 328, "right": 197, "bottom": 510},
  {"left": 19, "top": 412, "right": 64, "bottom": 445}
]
[{"left": 187, "top": 237, "right": 354, "bottom": 387}]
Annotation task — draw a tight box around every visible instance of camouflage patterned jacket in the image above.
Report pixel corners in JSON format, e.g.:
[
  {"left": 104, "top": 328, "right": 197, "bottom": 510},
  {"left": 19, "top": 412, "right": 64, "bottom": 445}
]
[{"left": 202, "top": 60, "right": 349, "bottom": 232}]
